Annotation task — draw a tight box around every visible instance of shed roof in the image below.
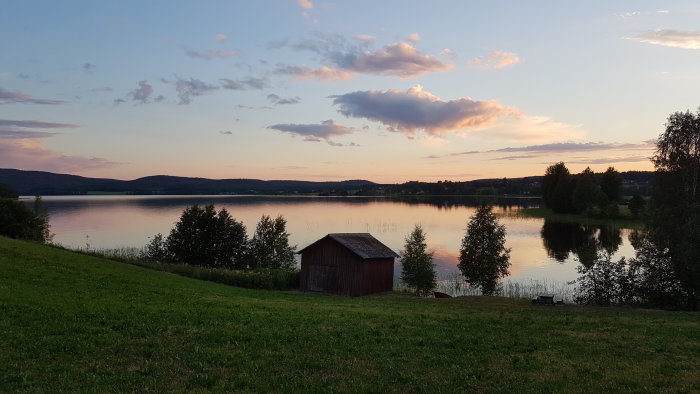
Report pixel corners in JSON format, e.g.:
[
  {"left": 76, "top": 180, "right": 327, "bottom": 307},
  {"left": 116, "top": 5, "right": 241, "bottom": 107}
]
[{"left": 298, "top": 233, "right": 399, "bottom": 259}]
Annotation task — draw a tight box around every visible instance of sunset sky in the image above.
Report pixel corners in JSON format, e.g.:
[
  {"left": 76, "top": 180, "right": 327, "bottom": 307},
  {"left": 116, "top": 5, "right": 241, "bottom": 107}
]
[{"left": 2, "top": 1, "right": 699, "bottom": 183}]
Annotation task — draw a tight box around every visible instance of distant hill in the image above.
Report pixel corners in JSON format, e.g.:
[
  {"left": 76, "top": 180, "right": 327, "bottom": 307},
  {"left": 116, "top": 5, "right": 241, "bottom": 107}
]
[
  {"left": 0, "top": 168, "right": 655, "bottom": 196},
  {"left": 0, "top": 169, "right": 375, "bottom": 196}
]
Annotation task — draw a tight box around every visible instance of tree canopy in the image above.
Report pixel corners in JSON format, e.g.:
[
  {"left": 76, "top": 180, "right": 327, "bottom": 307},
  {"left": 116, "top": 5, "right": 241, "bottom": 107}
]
[
  {"left": 246, "top": 215, "right": 296, "bottom": 270},
  {"left": 400, "top": 224, "right": 436, "bottom": 296},
  {"left": 458, "top": 205, "right": 511, "bottom": 295},
  {"left": 165, "top": 205, "right": 247, "bottom": 268}
]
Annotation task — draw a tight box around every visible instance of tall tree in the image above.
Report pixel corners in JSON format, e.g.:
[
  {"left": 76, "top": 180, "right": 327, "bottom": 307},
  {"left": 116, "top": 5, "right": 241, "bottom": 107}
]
[
  {"left": 600, "top": 166, "right": 622, "bottom": 202},
  {"left": 246, "top": 215, "right": 296, "bottom": 270},
  {"left": 649, "top": 107, "right": 700, "bottom": 308},
  {"left": 400, "top": 224, "right": 436, "bottom": 296},
  {"left": 542, "top": 162, "right": 574, "bottom": 213},
  {"left": 458, "top": 205, "right": 511, "bottom": 295},
  {"left": 572, "top": 167, "right": 606, "bottom": 214},
  {"left": 0, "top": 197, "right": 51, "bottom": 242}
]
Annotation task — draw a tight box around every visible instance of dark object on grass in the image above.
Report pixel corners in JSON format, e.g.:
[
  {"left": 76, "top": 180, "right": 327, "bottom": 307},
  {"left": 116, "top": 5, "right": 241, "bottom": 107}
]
[
  {"left": 531, "top": 294, "right": 564, "bottom": 305},
  {"left": 433, "top": 291, "right": 452, "bottom": 298}
]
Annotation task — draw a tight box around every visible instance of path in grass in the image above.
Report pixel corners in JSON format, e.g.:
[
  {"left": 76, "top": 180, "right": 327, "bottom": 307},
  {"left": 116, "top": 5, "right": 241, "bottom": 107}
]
[{"left": 1, "top": 237, "right": 698, "bottom": 392}]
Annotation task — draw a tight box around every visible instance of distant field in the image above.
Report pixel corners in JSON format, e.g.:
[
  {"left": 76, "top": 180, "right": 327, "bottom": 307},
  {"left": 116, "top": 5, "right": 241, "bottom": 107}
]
[{"left": 1, "top": 237, "right": 698, "bottom": 392}]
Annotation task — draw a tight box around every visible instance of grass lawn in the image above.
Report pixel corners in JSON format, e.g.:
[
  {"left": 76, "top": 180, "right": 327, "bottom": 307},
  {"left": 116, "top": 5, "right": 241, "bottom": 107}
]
[{"left": 1, "top": 237, "right": 698, "bottom": 392}]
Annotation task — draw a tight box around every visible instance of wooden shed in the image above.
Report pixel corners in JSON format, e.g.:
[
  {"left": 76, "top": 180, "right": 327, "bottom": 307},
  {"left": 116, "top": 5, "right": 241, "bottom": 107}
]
[{"left": 298, "top": 233, "right": 398, "bottom": 297}]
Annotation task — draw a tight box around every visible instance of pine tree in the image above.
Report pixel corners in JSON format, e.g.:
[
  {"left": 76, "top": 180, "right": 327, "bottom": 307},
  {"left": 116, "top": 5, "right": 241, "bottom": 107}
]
[
  {"left": 458, "top": 205, "right": 511, "bottom": 295},
  {"left": 400, "top": 224, "right": 436, "bottom": 296}
]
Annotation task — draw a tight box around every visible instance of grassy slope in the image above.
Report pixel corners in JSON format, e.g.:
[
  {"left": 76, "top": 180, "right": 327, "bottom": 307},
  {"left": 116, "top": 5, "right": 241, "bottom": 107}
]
[{"left": 1, "top": 237, "right": 698, "bottom": 393}]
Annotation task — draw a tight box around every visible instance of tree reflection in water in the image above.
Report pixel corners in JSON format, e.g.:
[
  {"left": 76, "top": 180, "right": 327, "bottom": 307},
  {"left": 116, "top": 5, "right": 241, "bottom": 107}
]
[{"left": 540, "top": 220, "right": 622, "bottom": 268}]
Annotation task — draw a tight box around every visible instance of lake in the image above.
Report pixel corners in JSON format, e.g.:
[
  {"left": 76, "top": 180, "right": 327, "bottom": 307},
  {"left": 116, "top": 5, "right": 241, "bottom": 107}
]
[{"left": 29, "top": 195, "right": 638, "bottom": 286}]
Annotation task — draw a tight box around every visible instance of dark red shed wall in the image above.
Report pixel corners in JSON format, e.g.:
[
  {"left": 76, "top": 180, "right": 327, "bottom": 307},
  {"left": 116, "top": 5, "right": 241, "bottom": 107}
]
[{"left": 300, "top": 238, "right": 394, "bottom": 296}]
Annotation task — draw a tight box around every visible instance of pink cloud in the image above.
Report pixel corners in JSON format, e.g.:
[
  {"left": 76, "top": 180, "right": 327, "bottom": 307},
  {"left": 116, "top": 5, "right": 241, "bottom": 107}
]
[
  {"left": 469, "top": 51, "right": 521, "bottom": 69},
  {"left": 0, "top": 138, "right": 119, "bottom": 173},
  {"left": 333, "top": 85, "right": 583, "bottom": 142},
  {"left": 275, "top": 65, "right": 352, "bottom": 81},
  {"left": 298, "top": 0, "right": 313, "bottom": 9},
  {"left": 268, "top": 120, "right": 355, "bottom": 146},
  {"left": 0, "top": 88, "right": 66, "bottom": 105},
  {"left": 333, "top": 85, "right": 512, "bottom": 136}
]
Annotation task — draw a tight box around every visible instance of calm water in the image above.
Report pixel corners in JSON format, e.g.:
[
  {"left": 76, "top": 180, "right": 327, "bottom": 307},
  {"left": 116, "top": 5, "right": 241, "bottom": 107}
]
[{"left": 29, "top": 195, "right": 637, "bottom": 284}]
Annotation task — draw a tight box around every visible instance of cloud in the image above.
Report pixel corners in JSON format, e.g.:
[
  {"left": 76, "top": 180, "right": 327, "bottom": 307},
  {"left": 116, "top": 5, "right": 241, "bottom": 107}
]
[
  {"left": 337, "top": 42, "right": 452, "bottom": 78},
  {"left": 617, "top": 10, "right": 670, "bottom": 18},
  {"left": 407, "top": 33, "right": 420, "bottom": 42},
  {"left": 215, "top": 33, "right": 228, "bottom": 42},
  {"left": 275, "top": 65, "right": 352, "bottom": 80},
  {"left": 493, "top": 141, "right": 655, "bottom": 153},
  {"left": 0, "top": 138, "right": 119, "bottom": 172},
  {"left": 630, "top": 29, "right": 700, "bottom": 49},
  {"left": 332, "top": 85, "right": 512, "bottom": 136},
  {"left": 220, "top": 77, "right": 269, "bottom": 90},
  {"left": 83, "top": 62, "right": 96, "bottom": 73},
  {"left": 220, "top": 130, "right": 233, "bottom": 135},
  {"left": 469, "top": 51, "right": 521, "bottom": 69},
  {"left": 298, "top": 0, "right": 313, "bottom": 9},
  {"left": 0, "top": 119, "right": 79, "bottom": 129},
  {"left": 568, "top": 156, "right": 652, "bottom": 164},
  {"left": 440, "top": 48, "right": 457, "bottom": 58},
  {"left": 355, "top": 34, "right": 375, "bottom": 42},
  {"left": 471, "top": 115, "right": 584, "bottom": 142},
  {"left": 185, "top": 49, "right": 237, "bottom": 60},
  {"left": 268, "top": 120, "right": 355, "bottom": 145},
  {"left": 127, "top": 80, "right": 153, "bottom": 104},
  {"left": 333, "top": 86, "right": 584, "bottom": 142},
  {"left": 275, "top": 35, "right": 452, "bottom": 79},
  {"left": 267, "top": 94, "right": 301, "bottom": 105},
  {"left": 0, "top": 118, "right": 117, "bottom": 172},
  {"left": 426, "top": 141, "right": 655, "bottom": 159},
  {"left": 174, "top": 77, "right": 218, "bottom": 104},
  {"left": 113, "top": 98, "right": 126, "bottom": 105},
  {"left": 0, "top": 130, "right": 57, "bottom": 139},
  {"left": 0, "top": 88, "right": 66, "bottom": 105}
]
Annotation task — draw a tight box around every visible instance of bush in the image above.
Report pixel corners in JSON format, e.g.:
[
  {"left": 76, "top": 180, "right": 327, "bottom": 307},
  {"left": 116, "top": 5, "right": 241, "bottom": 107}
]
[{"left": 0, "top": 197, "right": 51, "bottom": 242}]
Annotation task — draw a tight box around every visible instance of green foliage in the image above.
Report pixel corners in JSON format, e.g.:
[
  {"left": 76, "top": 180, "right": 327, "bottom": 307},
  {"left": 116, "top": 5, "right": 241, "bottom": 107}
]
[
  {"left": 647, "top": 107, "right": 700, "bottom": 309},
  {"left": 165, "top": 205, "right": 247, "bottom": 268},
  {"left": 0, "top": 197, "right": 51, "bottom": 242},
  {"left": 574, "top": 234, "right": 687, "bottom": 308},
  {"left": 246, "top": 214, "right": 296, "bottom": 270},
  {"left": 601, "top": 166, "right": 622, "bottom": 202},
  {"left": 3, "top": 237, "right": 699, "bottom": 393},
  {"left": 542, "top": 162, "right": 574, "bottom": 213},
  {"left": 0, "top": 184, "right": 19, "bottom": 199},
  {"left": 574, "top": 253, "right": 634, "bottom": 306},
  {"left": 628, "top": 195, "right": 646, "bottom": 217},
  {"left": 458, "top": 205, "right": 511, "bottom": 295},
  {"left": 399, "top": 224, "right": 436, "bottom": 296},
  {"left": 572, "top": 167, "right": 607, "bottom": 214},
  {"left": 144, "top": 233, "right": 169, "bottom": 262}
]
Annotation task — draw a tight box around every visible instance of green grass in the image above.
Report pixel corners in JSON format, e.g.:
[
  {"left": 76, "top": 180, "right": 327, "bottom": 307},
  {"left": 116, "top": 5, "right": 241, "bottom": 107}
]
[
  {"left": 1, "top": 237, "right": 699, "bottom": 393},
  {"left": 512, "top": 206, "right": 645, "bottom": 230}
]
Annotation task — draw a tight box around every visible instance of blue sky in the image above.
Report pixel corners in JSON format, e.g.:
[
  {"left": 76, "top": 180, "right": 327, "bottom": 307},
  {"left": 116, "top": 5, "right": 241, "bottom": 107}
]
[{"left": 1, "top": 1, "right": 699, "bottom": 182}]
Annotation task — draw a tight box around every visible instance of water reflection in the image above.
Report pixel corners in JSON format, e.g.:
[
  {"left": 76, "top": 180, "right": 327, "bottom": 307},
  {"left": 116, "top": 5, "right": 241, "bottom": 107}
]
[
  {"left": 33, "top": 195, "right": 636, "bottom": 283},
  {"left": 540, "top": 220, "right": 623, "bottom": 267}
]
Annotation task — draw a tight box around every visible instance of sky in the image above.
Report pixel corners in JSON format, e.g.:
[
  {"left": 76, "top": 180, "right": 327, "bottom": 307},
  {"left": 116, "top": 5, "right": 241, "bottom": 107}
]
[{"left": 1, "top": 1, "right": 699, "bottom": 183}]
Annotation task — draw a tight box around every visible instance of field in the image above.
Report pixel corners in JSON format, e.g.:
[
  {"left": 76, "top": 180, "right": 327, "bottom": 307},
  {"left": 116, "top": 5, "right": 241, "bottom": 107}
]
[{"left": 1, "top": 237, "right": 698, "bottom": 392}]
